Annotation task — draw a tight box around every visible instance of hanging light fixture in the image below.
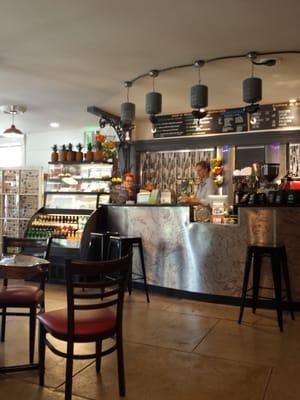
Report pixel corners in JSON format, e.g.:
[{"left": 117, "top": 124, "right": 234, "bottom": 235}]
[
  {"left": 120, "top": 81, "right": 135, "bottom": 129},
  {"left": 242, "top": 52, "right": 262, "bottom": 114},
  {"left": 191, "top": 60, "right": 208, "bottom": 124},
  {"left": 145, "top": 70, "right": 162, "bottom": 132},
  {"left": 1, "top": 105, "right": 26, "bottom": 136}
]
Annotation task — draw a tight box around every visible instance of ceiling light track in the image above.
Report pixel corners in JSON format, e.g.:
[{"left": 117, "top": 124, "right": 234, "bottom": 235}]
[
  {"left": 126, "top": 50, "right": 300, "bottom": 85},
  {"left": 119, "top": 49, "right": 300, "bottom": 130}
]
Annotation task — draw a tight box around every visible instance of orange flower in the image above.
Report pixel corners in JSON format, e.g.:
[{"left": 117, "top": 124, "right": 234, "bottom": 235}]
[
  {"left": 96, "top": 133, "right": 106, "bottom": 143},
  {"left": 104, "top": 141, "right": 115, "bottom": 149}
]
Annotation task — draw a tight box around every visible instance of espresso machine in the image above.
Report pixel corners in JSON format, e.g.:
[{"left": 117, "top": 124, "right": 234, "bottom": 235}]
[{"left": 256, "top": 163, "right": 280, "bottom": 204}]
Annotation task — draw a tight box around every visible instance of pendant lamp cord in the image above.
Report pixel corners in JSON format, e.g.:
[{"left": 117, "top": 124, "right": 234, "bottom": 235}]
[
  {"left": 198, "top": 66, "right": 201, "bottom": 84},
  {"left": 126, "top": 86, "right": 129, "bottom": 102},
  {"left": 152, "top": 76, "right": 155, "bottom": 92}
]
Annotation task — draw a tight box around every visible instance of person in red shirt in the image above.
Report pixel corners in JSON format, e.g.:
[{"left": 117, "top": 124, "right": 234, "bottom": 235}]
[{"left": 123, "top": 172, "right": 137, "bottom": 202}]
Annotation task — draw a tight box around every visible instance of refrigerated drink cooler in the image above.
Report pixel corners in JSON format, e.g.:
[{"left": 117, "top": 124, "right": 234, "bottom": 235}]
[{"left": 25, "top": 192, "right": 101, "bottom": 281}]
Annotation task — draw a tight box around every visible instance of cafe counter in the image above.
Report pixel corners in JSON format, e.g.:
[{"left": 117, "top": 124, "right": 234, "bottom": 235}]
[{"left": 100, "top": 204, "right": 300, "bottom": 304}]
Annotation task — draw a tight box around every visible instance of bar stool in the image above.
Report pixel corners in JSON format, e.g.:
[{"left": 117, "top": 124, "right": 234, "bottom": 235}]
[
  {"left": 238, "top": 243, "right": 295, "bottom": 331},
  {"left": 88, "top": 232, "right": 120, "bottom": 261},
  {"left": 108, "top": 235, "right": 150, "bottom": 303}
]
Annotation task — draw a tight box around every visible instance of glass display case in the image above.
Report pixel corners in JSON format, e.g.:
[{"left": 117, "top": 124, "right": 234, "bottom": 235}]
[
  {"left": 46, "top": 162, "right": 113, "bottom": 204},
  {"left": 25, "top": 192, "right": 100, "bottom": 282},
  {"left": 25, "top": 162, "right": 113, "bottom": 282},
  {"left": 0, "top": 167, "right": 43, "bottom": 252}
]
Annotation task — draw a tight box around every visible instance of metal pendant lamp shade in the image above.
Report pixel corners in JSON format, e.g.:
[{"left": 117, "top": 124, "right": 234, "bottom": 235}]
[
  {"left": 1, "top": 105, "right": 26, "bottom": 136},
  {"left": 120, "top": 102, "right": 135, "bottom": 125},
  {"left": 3, "top": 124, "right": 23, "bottom": 135},
  {"left": 243, "top": 77, "right": 262, "bottom": 104},
  {"left": 191, "top": 84, "right": 208, "bottom": 109},
  {"left": 146, "top": 92, "right": 162, "bottom": 115}
]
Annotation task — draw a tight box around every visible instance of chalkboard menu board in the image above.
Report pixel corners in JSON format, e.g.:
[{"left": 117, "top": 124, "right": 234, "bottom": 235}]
[
  {"left": 249, "top": 102, "right": 300, "bottom": 131},
  {"left": 153, "top": 108, "right": 248, "bottom": 138},
  {"left": 153, "top": 102, "right": 300, "bottom": 138}
]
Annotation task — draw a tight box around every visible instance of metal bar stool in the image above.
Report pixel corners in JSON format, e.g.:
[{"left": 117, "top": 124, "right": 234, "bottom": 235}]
[
  {"left": 108, "top": 235, "right": 150, "bottom": 303},
  {"left": 88, "top": 232, "right": 120, "bottom": 261},
  {"left": 238, "top": 243, "right": 295, "bottom": 331}
]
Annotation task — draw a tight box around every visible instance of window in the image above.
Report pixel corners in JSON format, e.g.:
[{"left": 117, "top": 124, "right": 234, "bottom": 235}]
[{"left": 0, "top": 136, "right": 25, "bottom": 167}]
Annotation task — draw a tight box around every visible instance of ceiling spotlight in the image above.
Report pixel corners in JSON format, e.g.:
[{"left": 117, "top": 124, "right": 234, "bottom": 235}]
[
  {"left": 49, "top": 122, "right": 60, "bottom": 128},
  {"left": 289, "top": 98, "right": 297, "bottom": 105},
  {"left": 1, "top": 105, "right": 26, "bottom": 136}
]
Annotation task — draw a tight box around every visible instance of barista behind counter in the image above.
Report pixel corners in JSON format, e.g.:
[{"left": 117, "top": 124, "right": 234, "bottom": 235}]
[
  {"left": 180, "top": 161, "right": 217, "bottom": 206},
  {"left": 110, "top": 172, "right": 137, "bottom": 204}
]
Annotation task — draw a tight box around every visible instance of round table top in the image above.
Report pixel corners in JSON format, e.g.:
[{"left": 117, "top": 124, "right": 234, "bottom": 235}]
[{"left": 0, "top": 254, "right": 50, "bottom": 268}]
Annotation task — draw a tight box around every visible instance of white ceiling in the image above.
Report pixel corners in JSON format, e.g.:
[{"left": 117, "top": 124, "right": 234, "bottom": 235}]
[{"left": 0, "top": 0, "right": 299, "bottom": 134}]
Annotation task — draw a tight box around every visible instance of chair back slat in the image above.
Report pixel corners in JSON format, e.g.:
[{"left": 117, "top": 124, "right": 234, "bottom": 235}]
[
  {"left": 65, "top": 252, "right": 132, "bottom": 337},
  {"left": 74, "top": 287, "right": 120, "bottom": 300},
  {"left": 74, "top": 299, "right": 119, "bottom": 310},
  {"left": 1, "top": 236, "right": 52, "bottom": 286},
  {"left": 2, "top": 236, "right": 52, "bottom": 260}
]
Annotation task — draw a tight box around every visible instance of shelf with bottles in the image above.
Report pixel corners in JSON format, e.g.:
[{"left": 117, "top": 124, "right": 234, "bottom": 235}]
[{"left": 26, "top": 213, "right": 89, "bottom": 241}]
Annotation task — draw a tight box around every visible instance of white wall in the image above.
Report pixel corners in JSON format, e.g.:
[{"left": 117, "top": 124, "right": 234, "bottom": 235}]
[
  {"left": 25, "top": 125, "right": 117, "bottom": 169},
  {"left": 26, "top": 128, "right": 84, "bottom": 169}
]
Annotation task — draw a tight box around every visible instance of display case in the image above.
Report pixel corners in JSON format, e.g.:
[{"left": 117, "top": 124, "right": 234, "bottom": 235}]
[
  {"left": 46, "top": 161, "right": 114, "bottom": 204},
  {"left": 0, "top": 167, "right": 43, "bottom": 252},
  {"left": 25, "top": 192, "right": 100, "bottom": 281},
  {"left": 25, "top": 162, "right": 114, "bottom": 282}
]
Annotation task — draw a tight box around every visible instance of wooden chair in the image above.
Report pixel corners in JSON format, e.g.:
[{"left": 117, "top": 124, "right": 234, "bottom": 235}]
[
  {"left": 0, "top": 236, "right": 52, "bottom": 363},
  {"left": 38, "top": 253, "right": 131, "bottom": 400}
]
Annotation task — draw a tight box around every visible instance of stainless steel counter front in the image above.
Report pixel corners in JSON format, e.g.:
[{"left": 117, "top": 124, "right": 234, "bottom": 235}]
[
  {"left": 104, "top": 205, "right": 300, "bottom": 302},
  {"left": 105, "top": 205, "right": 246, "bottom": 298}
]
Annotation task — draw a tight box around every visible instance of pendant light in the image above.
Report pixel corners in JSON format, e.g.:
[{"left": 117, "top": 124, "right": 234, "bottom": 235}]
[
  {"left": 1, "top": 105, "right": 26, "bottom": 136},
  {"left": 120, "top": 81, "right": 135, "bottom": 128},
  {"left": 191, "top": 60, "right": 208, "bottom": 123},
  {"left": 146, "top": 70, "right": 162, "bottom": 132},
  {"left": 243, "top": 52, "right": 262, "bottom": 112}
]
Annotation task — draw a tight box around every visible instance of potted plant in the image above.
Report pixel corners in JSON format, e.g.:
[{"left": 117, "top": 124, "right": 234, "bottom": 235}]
[
  {"left": 85, "top": 142, "right": 94, "bottom": 162},
  {"left": 94, "top": 132, "right": 106, "bottom": 161},
  {"left": 51, "top": 144, "right": 58, "bottom": 162},
  {"left": 76, "top": 143, "right": 83, "bottom": 162},
  {"left": 59, "top": 144, "right": 67, "bottom": 162},
  {"left": 67, "top": 142, "right": 75, "bottom": 161}
]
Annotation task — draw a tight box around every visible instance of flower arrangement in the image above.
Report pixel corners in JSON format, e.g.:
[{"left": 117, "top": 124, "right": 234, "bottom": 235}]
[
  {"left": 95, "top": 132, "right": 106, "bottom": 150},
  {"left": 111, "top": 177, "right": 122, "bottom": 184},
  {"left": 103, "top": 140, "right": 116, "bottom": 159},
  {"left": 211, "top": 158, "right": 224, "bottom": 186}
]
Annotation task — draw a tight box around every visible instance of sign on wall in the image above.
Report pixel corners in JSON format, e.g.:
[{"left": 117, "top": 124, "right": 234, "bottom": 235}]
[{"left": 153, "top": 102, "right": 300, "bottom": 138}]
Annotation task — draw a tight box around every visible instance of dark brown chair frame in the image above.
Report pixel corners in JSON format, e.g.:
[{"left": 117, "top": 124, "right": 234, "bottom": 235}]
[
  {"left": 0, "top": 236, "right": 52, "bottom": 364},
  {"left": 38, "top": 253, "right": 131, "bottom": 400}
]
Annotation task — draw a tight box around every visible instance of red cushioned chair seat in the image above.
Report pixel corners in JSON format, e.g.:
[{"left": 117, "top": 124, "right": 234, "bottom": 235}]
[
  {"left": 37, "top": 308, "right": 117, "bottom": 337},
  {"left": 0, "top": 286, "right": 43, "bottom": 306}
]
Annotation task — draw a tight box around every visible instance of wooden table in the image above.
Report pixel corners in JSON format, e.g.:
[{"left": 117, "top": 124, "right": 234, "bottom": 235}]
[{"left": 0, "top": 254, "right": 50, "bottom": 373}]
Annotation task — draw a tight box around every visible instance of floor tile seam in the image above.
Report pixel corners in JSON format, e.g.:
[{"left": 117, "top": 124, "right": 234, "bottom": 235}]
[
  {"left": 193, "top": 350, "right": 275, "bottom": 369},
  {"left": 164, "top": 309, "right": 261, "bottom": 325},
  {"left": 123, "top": 337, "right": 205, "bottom": 355},
  {"left": 52, "top": 385, "right": 94, "bottom": 400},
  {"left": 191, "top": 319, "right": 220, "bottom": 352},
  {"left": 53, "top": 360, "right": 95, "bottom": 390},
  {"left": 120, "top": 338, "right": 274, "bottom": 371},
  {"left": 262, "top": 367, "right": 273, "bottom": 400}
]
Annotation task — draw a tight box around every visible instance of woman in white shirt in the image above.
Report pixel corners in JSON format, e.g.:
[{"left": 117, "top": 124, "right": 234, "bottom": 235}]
[{"left": 181, "top": 160, "right": 217, "bottom": 205}]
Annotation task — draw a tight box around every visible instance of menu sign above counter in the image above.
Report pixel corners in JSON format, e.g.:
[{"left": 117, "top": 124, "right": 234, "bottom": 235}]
[
  {"left": 249, "top": 103, "right": 300, "bottom": 131},
  {"left": 153, "top": 102, "right": 300, "bottom": 138}
]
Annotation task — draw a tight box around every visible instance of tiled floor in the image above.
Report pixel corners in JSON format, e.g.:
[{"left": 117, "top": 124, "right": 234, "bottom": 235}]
[{"left": 0, "top": 284, "right": 299, "bottom": 399}]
